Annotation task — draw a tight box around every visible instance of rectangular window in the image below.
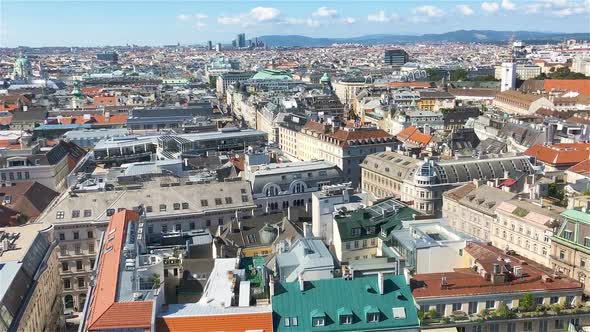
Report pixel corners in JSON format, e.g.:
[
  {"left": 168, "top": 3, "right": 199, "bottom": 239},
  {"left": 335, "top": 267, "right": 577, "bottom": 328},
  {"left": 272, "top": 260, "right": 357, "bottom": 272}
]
[
  {"left": 564, "top": 230, "right": 573, "bottom": 240},
  {"left": 436, "top": 304, "right": 445, "bottom": 315},
  {"left": 173, "top": 203, "right": 180, "bottom": 210},
  {"left": 468, "top": 301, "right": 477, "bottom": 314},
  {"left": 225, "top": 197, "right": 233, "bottom": 204},
  {"left": 83, "top": 209, "right": 92, "bottom": 217},
  {"left": 162, "top": 225, "right": 167, "bottom": 233},
  {"left": 584, "top": 237, "right": 590, "bottom": 248},
  {"left": 146, "top": 206, "right": 153, "bottom": 213},
  {"left": 74, "top": 243, "right": 81, "bottom": 255},
  {"left": 174, "top": 224, "right": 181, "bottom": 232},
  {"left": 201, "top": 199, "right": 208, "bottom": 207},
  {"left": 354, "top": 240, "right": 359, "bottom": 249},
  {"left": 72, "top": 210, "right": 80, "bottom": 218},
  {"left": 215, "top": 198, "right": 222, "bottom": 205},
  {"left": 63, "top": 279, "right": 71, "bottom": 289},
  {"left": 78, "top": 277, "right": 85, "bottom": 288},
  {"left": 182, "top": 202, "right": 189, "bottom": 209},
  {"left": 452, "top": 303, "right": 462, "bottom": 311},
  {"left": 189, "top": 222, "right": 195, "bottom": 230},
  {"left": 88, "top": 243, "right": 95, "bottom": 254},
  {"left": 523, "top": 321, "right": 533, "bottom": 331},
  {"left": 87, "top": 231, "right": 93, "bottom": 239},
  {"left": 62, "top": 262, "right": 69, "bottom": 272},
  {"left": 106, "top": 209, "right": 115, "bottom": 216},
  {"left": 550, "top": 296, "right": 559, "bottom": 304},
  {"left": 284, "top": 317, "right": 290, "bottom": 327},
  {"left": 56, "top": 211, "right": 65, "bottom": 219},
  {"left": 486, "top": 300, "right": 495, "bottom": 309},
  {"left": 159, "top": 204, "right": 166, "bottom": 212},
  {"left": 340, "top": 315, "right": 352, "bottom": 324},
  {"left": 90, "top": 259, "right": 95, "bottom": 269},
  {"left": 312, "top": 317, "right": 325, "bottom": 327},
  {"left": 73, "top": 231, "right": 79, "bottom": 240},
  {"left": 76, "top": 260, "right": 83, "bottom": 270},
  {"left": 291, "top": 316, "right": 298, "bottom": 326},
  {"left": 367, "top": 312, "right": 379, "bottom": 322},
  {"left": 59, "top": 233, "right": 65, "bottom": 241}
]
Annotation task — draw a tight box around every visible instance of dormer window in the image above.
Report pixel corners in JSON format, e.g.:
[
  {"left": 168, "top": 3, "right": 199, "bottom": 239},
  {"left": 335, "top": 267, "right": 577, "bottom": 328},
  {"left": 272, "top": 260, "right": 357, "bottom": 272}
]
[
  {"left": 310, "top": 310, "right": 325, "bottom": 327},
  {"left": 364, "top": 305, "right": 380, "bottom": 323},
  {"left": 351, "top": 228, "right": 361, "bottom": 236},
  {"left": 337, "top": 307, "right": 353, "bottom": 325}
]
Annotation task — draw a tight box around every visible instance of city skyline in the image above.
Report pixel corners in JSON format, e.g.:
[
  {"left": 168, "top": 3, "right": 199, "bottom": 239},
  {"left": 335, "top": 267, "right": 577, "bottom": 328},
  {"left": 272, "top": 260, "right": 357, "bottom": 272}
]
[{"left": 1, "top": 0, "right": 590, "bottom": 47}]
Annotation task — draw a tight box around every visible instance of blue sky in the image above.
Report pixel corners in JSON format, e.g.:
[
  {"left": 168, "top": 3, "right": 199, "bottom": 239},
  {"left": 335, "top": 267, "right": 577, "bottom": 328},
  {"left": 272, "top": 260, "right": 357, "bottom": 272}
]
[{"left": 1, "top": 0, "right": 589, "bottom": 47}]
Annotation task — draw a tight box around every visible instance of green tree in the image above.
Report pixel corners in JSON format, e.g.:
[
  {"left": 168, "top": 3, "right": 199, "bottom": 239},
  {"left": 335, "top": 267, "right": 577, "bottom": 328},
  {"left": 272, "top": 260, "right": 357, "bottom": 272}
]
[
  {"left": 520, "top": 293, "right": 534, "bottom": 310},
  {"left": 428, "top": 308, "right": 439, "bottom": 319},
  {"left": 496, "top": 301, "right": 511, "bottom": 318}
]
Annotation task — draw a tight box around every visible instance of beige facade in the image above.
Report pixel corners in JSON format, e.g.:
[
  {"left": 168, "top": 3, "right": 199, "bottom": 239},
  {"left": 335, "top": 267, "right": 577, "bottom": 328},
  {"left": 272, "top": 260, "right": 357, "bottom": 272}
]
[
  {"left": 492, "top": 199, "right": 563, "bottom": 268},
  {"left": 37, "top": 179, "right": 256, "bottom": 314},
  {"left": 0, "top": 223, "right": 63, "bottom": 332}
]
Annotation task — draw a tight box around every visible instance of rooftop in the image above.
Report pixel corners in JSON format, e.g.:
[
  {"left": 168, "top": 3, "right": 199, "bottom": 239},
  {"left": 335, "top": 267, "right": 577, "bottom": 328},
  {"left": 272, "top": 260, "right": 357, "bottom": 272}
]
[
  {"left": 411, "top": 242, "right": 583, "bottom": 299},
  {"left": 272, "top": 273, "right": 419, "bottom": 331}
]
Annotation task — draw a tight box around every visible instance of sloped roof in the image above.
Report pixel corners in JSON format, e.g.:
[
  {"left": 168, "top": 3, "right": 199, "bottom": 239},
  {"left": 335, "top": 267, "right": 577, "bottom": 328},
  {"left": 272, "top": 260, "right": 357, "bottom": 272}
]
[
  {"left": 568, "top": 159, "right": 590, "bottom": 176},
  {"left": 544, "top": 79, "right": 590, "bottom": 96},
  {"left": 156, "top": 312, "right": 273, "bottom": 332},
  {"left": 0, "top": 182, "right": 59, "bottom": 226},
  {"left": 272, "top": 274, "right": 419, "bottom": 331},
  {"left": 85, "top": 209, "right": 154, "bottom": 331},
  {"left": 524, "top": 143, "right": 590, "bottom": 166}
]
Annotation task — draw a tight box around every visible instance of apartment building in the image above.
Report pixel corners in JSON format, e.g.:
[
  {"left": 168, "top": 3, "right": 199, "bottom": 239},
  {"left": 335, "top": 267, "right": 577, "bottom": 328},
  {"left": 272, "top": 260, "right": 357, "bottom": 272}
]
[
  {"left": 37, "top": 178, "right": 256, "bottom": 312},
  {"left": 295, "top": 121, "right": 397, "bottom": 187},
  {"left": 0, "top": 223, "right": 62, "bottom": 332},
  {"left": 332, "top": 198, "right": 420, "bottom": 262},
  {"left": 0, "top": 140, "right": 86, "bottom": 192},
  {"left": 443, "top": 182, "right": 517, "bottom": 242},
  {"left": 493, "top": 198, "right": 564, "bottom": 268},
  {"left": 362, "top": 151, "right": 537, "bottom": 216},
  {"left": 550, "top": 208, "right": 590, "bottom": 294},
  {"left": 413, "top": 242, "right": 588, "bottom": 332},
  {"left": 493, "top": 90, "right": 553, "bottom": 115},
  {"left": 244, "top": 157, "right": 343, "bottom": 213}
]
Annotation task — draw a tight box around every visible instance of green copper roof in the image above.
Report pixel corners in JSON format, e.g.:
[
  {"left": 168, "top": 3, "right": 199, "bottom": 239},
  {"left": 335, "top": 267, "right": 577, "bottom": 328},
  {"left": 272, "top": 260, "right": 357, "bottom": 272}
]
[
  {"left": 320, "top": 73, "right": 331, "bottom": 83},
  {"left": 252, "top": 68, "right": 292, "bottom": 80},
  {"left": 335, "top": 199, "right": 421, "bottom": 241},
  {"left": 272, "top": 274, "right": 419, "bottom": 331},
  {"left": 561, "top": 209, "right": 590, "bottom": 224}
]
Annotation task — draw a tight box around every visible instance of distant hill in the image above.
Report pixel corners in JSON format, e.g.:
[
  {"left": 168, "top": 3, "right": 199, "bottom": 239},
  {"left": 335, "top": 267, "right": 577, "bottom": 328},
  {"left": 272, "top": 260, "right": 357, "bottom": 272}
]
[{"left": 257, "top": 30, "right": 590, "bottom": 47}]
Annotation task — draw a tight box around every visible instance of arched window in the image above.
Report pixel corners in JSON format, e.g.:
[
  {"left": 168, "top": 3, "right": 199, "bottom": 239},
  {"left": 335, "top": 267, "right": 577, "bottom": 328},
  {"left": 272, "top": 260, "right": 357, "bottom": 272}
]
[
  {"left": 264, "top": 184, "right": 280, "bottom": 197},
  {"left": 64, "top": 295, "right": 74, "bottom": 309},
  {"left": 289, "top": 181, "right": 307, "bottom": 194}
]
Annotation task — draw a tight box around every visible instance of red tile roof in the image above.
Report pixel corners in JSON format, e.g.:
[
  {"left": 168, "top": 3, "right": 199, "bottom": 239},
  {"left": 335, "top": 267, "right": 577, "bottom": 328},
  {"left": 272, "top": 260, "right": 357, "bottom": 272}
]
[
  {"left": 412, "top": 242, "right": 583, "bottom": 299},
  {"left": 388, "top": 81, "right": 432, "bottom": 89},
  {"left": 302, "top": 121, "right": 394, "bottom": 147},
  {"left": 54, "top": 114, "right": 128, "bottom": 125},
  {"left": 524, "top": 143, "right": 590, "bottom": 167},
  {"left": 544, "top": 79, "right": 590, "bottom": 96},
  {"left": 156, "top": 312, "right": 274, "bottom": 332},
  {"left": 568, "top": 159, "right": 590, "bottom": 176},
  {"left": 86, "top": 209, "right": 153, "bottom": 331},
  {"left": 395, "top": 126, "right": 433, "bottom": 148}
]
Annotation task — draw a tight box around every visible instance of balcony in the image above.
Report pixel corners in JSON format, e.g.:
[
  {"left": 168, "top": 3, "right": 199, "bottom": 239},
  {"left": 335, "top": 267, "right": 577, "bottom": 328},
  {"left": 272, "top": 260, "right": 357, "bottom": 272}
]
[{"left": 420, "top": 304, "right": 590, "bottom": 327}]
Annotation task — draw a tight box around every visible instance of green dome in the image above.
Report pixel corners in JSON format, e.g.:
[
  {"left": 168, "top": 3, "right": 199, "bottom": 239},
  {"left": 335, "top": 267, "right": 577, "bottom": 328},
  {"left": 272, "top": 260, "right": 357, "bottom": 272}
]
[
  {"left": 320, "top": 72, "right": 331, "bottom": 83},
  {"left": 15, "top": 57, "right": 29, "bottom": 67}
]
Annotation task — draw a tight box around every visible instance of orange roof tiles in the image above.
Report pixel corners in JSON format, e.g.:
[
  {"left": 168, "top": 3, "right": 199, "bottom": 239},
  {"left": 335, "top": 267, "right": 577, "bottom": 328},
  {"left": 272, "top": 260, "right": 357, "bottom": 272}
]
[
  {"left": 568, "top": 159, "right": 590, "bottom": 176},
  {"left": 86, "top": 209, "right": 153, "bottom": 331},
  {"left": 156, "top": 312, "right": 273, "bottom": 332},
  {"left": 524, "top": 143, "right": 590, "bottom": 167},
  {"left": 395, "top": 126, "right": 433, "bottom": 148},
  {"left": 544, "top": 79, "right": 590, "bottom": 96},
  {"left": 56, "top": 114, "right": 128, "bottom": 125}
]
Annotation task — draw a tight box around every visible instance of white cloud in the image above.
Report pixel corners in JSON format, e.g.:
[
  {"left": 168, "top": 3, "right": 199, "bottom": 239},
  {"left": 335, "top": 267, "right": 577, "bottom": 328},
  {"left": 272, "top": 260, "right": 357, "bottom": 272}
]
[
  {"left": 501, "top": 0, "right": 517, "bottom": 10},
  {"left": 195, "top": 14, "right": 208, "bottom": 20},
  {"left": 523, "top": 0, "right": 590, "bottom": 16},
  {"left": 176, "top": 14, "right": 192, "bottom": 21},
  {"left": 481, "top": 2, "right": 500, "bottom": 13},
  {"left": 312, "top": 7, "right": 338, "bottom": 17},
  {"left": 456, "top": 5, "right": 475, "bottom": 15},
  {"left": 413, "top": 5, "right": 445, "bottom": 17},
  {"left": 250, "top": 7, "right": 280, "bottom": 22},
  {"left": 217, "top": 7, "right": 280, "bottom": 25},
  {"left": 342, "top": 17, "right": 356, "bottom": 24},
  {"left": 367, "top": 10, "right": 390, "bottom": 22}
]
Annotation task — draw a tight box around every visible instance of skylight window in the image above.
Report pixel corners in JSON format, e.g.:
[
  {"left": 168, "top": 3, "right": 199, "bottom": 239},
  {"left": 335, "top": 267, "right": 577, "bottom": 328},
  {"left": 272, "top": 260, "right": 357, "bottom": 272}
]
[
  {"left": 56, "top": 211, "right": 65, "bottom": 219},
  {"left": 393, "top": 307, "right": 406, "bottom": 319}
]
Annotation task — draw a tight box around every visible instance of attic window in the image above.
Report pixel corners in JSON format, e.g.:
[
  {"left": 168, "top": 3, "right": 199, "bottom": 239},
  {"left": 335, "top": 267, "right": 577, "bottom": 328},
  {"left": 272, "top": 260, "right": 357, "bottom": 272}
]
[
  {"left": 159, "top": 204, "right": 166, "bottom": 212},
  {"left": 173, "top": 203, "right": 180, "bottom": 210},
  {"left": 351, "top": 228, "right": 361, "bottom": 236},
  {"left": 72, "top": 210, "right": 80, "bottom": 218},
  {"left": 337, "top": 307, "right": 353, "bottom": 325},
  {"left": 105, "top": 245, "right": 113, "bottom": 254},
  {"left": 83, "top": 209, "right": 92, "bottom": 217},
  {"left": 56, "top": 211, "right": 65, "bottom": 219},
  {"left": 392, "top": 307, "right": 406, "bottom": 319},
  {"left": 146, "top": 206, "right": 153, "bottom": 213},
  {"left": 182, "top": 202, "right": 189, "bottom": 209},
  {"left": 106, "top": 209, "right": 115, "bottom": 216}
]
